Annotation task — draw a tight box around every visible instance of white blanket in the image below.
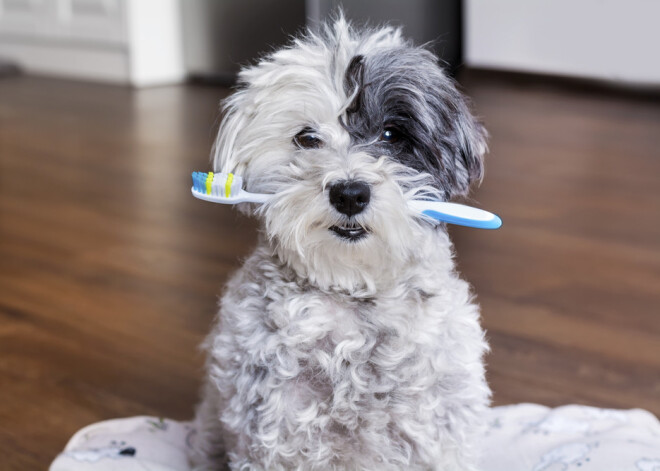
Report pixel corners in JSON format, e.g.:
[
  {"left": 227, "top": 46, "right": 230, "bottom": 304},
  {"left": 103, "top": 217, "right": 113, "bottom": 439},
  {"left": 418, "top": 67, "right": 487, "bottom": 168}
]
[{"left": 50, "top": 404, "right": 660, "bottom": 471}]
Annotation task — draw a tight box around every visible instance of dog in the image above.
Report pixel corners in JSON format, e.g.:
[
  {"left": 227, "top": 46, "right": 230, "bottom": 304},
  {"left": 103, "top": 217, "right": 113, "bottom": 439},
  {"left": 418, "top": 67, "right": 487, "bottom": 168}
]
[{"left": 189, "top": 16, "right": 491, "bottom": 471}]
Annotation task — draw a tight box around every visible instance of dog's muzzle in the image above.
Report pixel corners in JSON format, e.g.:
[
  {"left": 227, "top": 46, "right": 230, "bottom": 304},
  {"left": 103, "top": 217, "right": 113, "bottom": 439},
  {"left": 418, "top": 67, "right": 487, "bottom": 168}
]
[{"left": 329, "top": 180, "right": 370, "bottom": 241}]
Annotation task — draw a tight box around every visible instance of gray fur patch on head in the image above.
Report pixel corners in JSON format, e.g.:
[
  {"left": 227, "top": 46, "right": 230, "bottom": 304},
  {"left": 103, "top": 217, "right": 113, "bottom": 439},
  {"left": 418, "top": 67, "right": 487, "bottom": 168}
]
[{"left": 342, "top": 47, "right": 487, "bottom": 199}]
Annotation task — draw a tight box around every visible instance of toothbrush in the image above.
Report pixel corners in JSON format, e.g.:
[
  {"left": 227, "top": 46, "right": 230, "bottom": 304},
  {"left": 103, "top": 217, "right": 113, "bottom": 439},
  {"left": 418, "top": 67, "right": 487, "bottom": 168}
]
[{"left": 191, "top": 171, "right": 502, "bottom": 230}]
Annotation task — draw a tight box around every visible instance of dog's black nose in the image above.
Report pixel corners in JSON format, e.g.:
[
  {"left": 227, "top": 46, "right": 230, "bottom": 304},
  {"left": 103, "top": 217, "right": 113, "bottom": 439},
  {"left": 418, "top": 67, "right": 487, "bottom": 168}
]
[{"left": 329, "top": 180, "right": 371, "bottom": 216}]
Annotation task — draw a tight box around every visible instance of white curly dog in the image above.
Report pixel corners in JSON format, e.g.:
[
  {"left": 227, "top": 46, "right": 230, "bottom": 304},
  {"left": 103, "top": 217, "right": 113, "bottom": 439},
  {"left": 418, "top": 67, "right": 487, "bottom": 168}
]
[{"left": 189, "top": 16, "right": 491, "bottom": 471}]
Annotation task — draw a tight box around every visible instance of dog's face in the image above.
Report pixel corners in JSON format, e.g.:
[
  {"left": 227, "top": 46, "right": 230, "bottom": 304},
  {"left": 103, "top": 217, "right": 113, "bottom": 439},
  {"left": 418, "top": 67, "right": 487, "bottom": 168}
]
[{"left": 213, "top": 19, "right": 487, "bottom": 290}]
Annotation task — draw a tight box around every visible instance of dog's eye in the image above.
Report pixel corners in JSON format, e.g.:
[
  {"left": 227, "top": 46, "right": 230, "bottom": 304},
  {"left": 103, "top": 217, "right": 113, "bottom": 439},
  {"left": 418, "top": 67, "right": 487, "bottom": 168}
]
[
  {"left": 294, "top": 128, "right": 323, "bottom": 149},
  {"left": 380, "top": 127, "right": 400, "bottom": 144}
]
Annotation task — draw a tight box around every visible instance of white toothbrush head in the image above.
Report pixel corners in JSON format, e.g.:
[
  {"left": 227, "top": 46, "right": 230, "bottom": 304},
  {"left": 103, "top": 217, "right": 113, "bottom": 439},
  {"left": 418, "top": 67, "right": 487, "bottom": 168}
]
[{"left": 191, "top": 172, "right": 272, "bottom": 204}]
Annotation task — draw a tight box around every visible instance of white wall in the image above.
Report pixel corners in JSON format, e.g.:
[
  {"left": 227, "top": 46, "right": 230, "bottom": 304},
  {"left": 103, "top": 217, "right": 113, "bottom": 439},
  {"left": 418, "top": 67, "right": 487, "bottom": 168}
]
[
  {"left": 0, "top": 0, "right": 184, "bottom": 86},
  {"left": 465, "top": 0, "right": 660, "bottom": 85}
]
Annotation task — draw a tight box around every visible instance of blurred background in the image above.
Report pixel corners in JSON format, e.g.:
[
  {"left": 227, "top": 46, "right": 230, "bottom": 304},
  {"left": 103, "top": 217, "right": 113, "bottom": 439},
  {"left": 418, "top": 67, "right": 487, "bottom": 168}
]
[{"left": 1, "top": 1, "right": 659, "bottom": 469}]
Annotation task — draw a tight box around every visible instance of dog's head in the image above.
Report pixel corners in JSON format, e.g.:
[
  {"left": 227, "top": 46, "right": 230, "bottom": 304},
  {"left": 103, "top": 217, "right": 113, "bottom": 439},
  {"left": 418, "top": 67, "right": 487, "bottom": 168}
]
[{"left": 213, "top": 17, "right": 487, "bottom": 290}]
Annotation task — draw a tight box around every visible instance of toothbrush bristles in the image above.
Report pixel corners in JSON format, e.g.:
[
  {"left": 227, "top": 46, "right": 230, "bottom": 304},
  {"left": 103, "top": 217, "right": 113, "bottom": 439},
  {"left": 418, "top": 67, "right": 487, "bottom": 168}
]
[{"left": 191, "top": 171, "right": 244, "bottom": 198}]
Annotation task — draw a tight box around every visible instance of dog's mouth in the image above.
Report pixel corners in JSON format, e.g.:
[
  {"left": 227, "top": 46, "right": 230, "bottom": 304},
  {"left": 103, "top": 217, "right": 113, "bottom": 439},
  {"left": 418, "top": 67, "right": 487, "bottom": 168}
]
[{"left": 329, "top": 223, "right": 368, "bottom": 241}]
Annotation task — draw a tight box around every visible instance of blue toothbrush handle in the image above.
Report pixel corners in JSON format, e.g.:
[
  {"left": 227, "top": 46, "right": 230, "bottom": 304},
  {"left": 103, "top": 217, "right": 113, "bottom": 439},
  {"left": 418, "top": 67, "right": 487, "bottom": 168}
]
[{"left": 408, "top": 200, "right": 502, "bottom": 230}]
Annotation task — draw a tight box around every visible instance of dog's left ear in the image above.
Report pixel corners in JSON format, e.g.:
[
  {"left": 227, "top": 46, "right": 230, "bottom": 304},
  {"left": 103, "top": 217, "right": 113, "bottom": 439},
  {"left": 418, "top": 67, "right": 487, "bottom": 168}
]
[
  {"left": 398, "top": 49, "right": 487, "bottom": 198},
  {"left": 426, "top": 71, "right": 488, "bottom": 199},
  {"left": 443, "top": 92, "right": 488, "bottom": 197}
]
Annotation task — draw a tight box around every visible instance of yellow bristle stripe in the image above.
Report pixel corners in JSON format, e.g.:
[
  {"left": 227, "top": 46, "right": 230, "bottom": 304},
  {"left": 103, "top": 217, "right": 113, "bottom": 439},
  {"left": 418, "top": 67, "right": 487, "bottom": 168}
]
[
  {"left": 225, "top": 173, "right": 234, "bottom": 197},
  {"left": 206, "top": 172, "right": 213, "bottom": 195}
]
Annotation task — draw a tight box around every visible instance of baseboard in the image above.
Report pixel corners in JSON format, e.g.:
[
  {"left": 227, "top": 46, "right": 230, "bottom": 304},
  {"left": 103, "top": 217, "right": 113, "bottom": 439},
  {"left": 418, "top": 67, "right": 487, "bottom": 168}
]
[
  {"left": 0, "top": 39, "right": 130, "bottom": 84},
  {"left": 459, "top": 67, "right": 660, "bottom": 101}
]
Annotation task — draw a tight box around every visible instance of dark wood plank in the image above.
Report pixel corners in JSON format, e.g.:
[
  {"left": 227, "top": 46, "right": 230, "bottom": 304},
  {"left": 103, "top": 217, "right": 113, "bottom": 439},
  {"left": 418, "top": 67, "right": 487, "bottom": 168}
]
[
  {"left": 0, "top": 73, "right": 658, "bottom": 470},
  {"left": 455, "top": 70, "right": 660, "bottom": 414}
]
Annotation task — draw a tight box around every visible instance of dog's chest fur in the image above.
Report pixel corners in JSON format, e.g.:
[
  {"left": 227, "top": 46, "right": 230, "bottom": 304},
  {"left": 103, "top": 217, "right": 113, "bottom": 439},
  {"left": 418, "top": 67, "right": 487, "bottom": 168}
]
[{"left": 206, "top": 242, "right": 488, "bottom": 469}]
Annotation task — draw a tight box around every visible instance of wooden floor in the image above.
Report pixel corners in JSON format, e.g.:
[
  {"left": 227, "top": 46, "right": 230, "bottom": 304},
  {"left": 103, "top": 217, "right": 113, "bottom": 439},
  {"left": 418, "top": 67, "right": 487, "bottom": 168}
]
[{"left": 1, "top": 73, "right": 658, "bottom": 469}]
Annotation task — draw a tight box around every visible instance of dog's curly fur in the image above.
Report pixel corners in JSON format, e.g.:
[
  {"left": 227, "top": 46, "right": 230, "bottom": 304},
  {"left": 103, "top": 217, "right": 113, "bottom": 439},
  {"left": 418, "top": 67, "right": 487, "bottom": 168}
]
[{"left": 189, "top": 16, "right": 491, "bottom": 471}]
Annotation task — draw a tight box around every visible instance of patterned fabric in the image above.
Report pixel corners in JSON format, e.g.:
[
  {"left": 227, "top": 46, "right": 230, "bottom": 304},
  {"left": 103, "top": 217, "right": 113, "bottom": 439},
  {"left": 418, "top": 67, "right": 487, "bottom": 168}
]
[
  {"left": 50, "top": 416, "right": 193, "bottom": 471},
  {"left": 480, "top": 404, "right": 660, "bottom": 471},
  {"left": 50, "top": 405, "right": 660, "bottom": 471}
]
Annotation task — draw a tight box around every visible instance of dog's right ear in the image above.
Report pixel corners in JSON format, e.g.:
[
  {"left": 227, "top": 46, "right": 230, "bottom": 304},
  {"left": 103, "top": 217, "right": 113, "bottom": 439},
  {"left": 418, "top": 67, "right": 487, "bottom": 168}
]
[{"left": 211, "top": 90, "right": 251, "bottom": 176}]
